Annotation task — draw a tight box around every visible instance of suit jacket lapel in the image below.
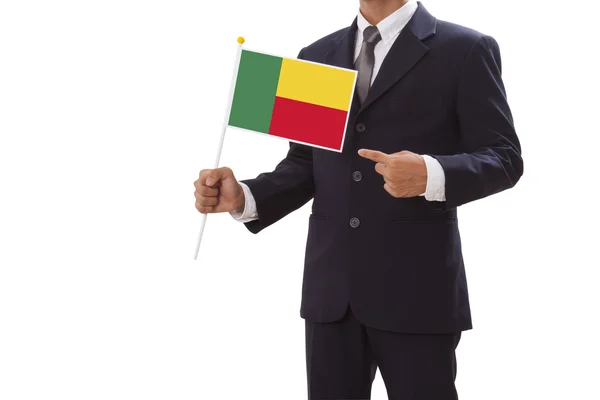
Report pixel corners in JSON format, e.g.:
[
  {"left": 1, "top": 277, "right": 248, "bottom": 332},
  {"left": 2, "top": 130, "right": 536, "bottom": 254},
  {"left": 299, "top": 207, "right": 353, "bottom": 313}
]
[
  {"left": 359, "top": 2, "right": 437, "bottom": 113},
  {"left": 325, "top": 17, "right": 357, "bottom": 70},
  {"left": 324, "top": 18, "right": 362, "bottom": 114}
]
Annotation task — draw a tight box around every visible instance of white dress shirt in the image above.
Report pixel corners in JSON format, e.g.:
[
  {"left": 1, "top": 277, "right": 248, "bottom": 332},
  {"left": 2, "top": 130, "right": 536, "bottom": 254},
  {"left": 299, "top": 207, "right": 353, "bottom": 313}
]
[{"left": 231, "top": 0, "right": 445, "bottom": 222}]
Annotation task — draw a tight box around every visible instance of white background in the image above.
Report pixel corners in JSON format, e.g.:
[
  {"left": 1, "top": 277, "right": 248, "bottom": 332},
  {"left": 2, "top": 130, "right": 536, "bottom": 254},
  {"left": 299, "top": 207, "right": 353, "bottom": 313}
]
[{"left": 1, "top": 0, "right": 598, "bottom": 399}]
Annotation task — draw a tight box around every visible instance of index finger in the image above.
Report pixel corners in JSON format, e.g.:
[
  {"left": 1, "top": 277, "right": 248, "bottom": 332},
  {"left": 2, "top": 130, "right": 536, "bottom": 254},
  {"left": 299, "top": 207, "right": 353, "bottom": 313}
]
[{"left": 358, "top": 149, "right": 390, "bottom": 164}]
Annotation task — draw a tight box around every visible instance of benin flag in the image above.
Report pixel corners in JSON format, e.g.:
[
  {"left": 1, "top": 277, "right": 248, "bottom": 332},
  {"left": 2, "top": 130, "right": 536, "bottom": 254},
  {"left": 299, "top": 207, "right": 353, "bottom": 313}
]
[{"left": 228, "top": 49, "right": 357, "bottom": 152}]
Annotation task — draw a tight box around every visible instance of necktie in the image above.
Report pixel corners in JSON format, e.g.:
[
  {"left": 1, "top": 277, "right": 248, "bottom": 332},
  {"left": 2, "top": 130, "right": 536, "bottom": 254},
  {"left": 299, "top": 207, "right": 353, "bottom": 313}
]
[{"left": 354, "top": 25, "right": 382, "bottom": 105}]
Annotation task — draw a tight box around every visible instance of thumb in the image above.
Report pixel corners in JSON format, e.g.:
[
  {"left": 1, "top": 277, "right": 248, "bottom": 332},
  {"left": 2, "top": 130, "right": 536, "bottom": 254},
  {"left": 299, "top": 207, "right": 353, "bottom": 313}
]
[{"left": 205, "top": 167, "right": 232, "bottom": 187}]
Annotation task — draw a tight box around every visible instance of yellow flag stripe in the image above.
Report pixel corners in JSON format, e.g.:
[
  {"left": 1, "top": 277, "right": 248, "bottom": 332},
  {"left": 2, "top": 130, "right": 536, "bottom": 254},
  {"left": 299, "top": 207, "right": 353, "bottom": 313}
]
[{"left": 276, "top": 58, "right": 356, "bottom": 111}]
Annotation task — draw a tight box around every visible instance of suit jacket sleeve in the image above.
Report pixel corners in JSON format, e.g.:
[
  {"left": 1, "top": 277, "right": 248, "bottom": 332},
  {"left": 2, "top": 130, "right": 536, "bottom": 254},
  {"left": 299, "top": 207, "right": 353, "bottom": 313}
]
[
  {"left": 431, "top": 35, "right": 523, "bottom": 209},
  {"left": 239, "top": 49, "right": 315, "bottom": 234}
]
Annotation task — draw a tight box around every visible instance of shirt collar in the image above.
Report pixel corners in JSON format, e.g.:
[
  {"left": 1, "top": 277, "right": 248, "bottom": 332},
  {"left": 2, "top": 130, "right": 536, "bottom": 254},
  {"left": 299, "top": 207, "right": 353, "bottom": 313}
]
[{"left": 356, "top": 0, "right": 418, "bottom": 44}]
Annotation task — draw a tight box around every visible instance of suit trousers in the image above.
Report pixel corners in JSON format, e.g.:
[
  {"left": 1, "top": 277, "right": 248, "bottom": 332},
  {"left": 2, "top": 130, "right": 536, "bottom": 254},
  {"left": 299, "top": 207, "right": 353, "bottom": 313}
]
[{"left": 305, "top": 306, "right": 461, "bottom": 400}]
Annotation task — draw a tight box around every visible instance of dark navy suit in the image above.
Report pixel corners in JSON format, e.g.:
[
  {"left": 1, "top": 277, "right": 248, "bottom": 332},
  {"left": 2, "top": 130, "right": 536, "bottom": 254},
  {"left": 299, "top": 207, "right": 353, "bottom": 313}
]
[{"left": 240, "top": 2, "right": 522, "bottom": 399}]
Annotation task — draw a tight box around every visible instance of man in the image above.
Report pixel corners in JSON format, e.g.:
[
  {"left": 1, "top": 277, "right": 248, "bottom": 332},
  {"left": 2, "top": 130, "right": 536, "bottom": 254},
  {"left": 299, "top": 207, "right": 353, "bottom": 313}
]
[{"left": 194, "top": 0, "right": 523, "bottom": 398}]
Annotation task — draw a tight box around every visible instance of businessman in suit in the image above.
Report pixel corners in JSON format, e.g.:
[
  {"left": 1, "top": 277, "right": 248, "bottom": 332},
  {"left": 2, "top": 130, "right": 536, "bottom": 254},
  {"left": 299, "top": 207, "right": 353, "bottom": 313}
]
[{"left": 194, "top": 0, "right": 523, "bottom": 398}]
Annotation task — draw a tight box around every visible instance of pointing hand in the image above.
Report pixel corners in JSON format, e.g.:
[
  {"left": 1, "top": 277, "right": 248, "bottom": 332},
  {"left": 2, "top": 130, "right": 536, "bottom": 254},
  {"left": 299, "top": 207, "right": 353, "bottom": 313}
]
[{"left": 358, "top": 149, "right": 427, "bottom": 198}]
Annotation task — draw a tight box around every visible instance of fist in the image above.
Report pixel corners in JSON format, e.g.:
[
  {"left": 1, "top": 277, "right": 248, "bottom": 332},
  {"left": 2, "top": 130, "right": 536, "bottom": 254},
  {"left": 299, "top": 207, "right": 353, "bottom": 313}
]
[{"left": 194, "top": 167, "right": 245, "bottom": 214}]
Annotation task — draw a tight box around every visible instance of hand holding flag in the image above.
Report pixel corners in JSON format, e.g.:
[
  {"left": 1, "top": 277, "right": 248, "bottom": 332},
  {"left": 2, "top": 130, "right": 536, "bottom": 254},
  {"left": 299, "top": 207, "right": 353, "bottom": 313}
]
[
  {"left": 194, "top": 167, "right": 245, "bottom": 214},
  {"left": 194, "top": 37, "right": 358, "bottom": 259}
]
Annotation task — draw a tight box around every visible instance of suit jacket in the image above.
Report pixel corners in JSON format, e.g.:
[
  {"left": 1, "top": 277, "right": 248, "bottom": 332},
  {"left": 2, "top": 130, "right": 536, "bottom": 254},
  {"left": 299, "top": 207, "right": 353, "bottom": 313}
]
[{"left": 240, "top": 2, "right": 523, "bottom": 334}]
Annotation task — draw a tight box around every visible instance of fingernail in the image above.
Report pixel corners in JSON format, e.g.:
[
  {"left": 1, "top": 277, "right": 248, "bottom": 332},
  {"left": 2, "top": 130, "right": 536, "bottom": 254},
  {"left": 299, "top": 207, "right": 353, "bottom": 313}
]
[{"left": 206, "top": 178, "right": 215, "bottom": 186}]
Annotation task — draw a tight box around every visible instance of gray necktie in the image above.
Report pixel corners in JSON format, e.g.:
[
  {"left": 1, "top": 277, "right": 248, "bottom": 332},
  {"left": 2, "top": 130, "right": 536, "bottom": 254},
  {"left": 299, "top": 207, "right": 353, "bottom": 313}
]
[{"left": 354, "top": 25, "right": 382, "bottom": 105}]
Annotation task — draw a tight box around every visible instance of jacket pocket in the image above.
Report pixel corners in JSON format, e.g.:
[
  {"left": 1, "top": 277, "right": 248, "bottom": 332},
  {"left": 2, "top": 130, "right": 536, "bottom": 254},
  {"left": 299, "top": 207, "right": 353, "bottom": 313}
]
[
  {"left": 391, "top": 214, "right": 456, "bottom": 223},
  {"left": 309, "top": 213, "right": 327, "bottom": 220}
]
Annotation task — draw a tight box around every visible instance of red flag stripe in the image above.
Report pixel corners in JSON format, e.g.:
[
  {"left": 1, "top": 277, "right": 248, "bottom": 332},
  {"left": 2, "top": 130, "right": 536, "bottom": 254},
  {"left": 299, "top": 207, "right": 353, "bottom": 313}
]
[{"left": 268, "top": 96, "right": 348, "bottom": 151}]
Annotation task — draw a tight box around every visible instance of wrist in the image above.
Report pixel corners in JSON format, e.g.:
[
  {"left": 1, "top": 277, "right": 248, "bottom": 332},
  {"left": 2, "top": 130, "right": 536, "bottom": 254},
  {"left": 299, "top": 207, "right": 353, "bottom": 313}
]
[
  {"left": 418, "top": 155, "right": 427, "bottom": 192},
  {"left": 234, "top": 184, "right": 246, "bottom": 211},
  {"left": 421, "top": 154, "right": 446, "bottom": 202}
]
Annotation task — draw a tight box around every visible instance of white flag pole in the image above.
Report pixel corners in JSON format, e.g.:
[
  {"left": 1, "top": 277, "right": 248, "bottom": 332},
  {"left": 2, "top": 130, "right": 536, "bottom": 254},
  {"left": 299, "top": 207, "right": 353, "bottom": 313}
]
[{"left": 194, "top": 36, "right": 245, "bottom": 261}]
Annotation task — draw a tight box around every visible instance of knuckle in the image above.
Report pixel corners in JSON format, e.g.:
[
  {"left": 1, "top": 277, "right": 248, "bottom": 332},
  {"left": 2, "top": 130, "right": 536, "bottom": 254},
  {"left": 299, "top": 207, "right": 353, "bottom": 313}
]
[{"left": 197, "top": 205, "right": 211, "bottom": 213}]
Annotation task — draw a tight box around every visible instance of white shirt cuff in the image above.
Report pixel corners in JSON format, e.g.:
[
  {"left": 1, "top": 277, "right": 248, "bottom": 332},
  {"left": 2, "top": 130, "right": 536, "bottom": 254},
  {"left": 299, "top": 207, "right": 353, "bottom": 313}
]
[
  {"left": 230, "top": 182, "right": 259, "bottom": 222},
  {"left": 420, "top": 155, "right": 446, "bottom": 202}
]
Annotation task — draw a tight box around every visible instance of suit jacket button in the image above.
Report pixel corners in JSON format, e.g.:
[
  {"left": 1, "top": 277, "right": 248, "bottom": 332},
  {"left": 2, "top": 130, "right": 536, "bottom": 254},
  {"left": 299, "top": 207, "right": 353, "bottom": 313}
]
[
  {"left": 355, "top": 123, "right": 366, "bottom": 133},
  {"left": 349, "top": 217, "right": 360, "bottom": 228},
  {"left": 352, "top": 171, "right": 363, "bottom": 182}
]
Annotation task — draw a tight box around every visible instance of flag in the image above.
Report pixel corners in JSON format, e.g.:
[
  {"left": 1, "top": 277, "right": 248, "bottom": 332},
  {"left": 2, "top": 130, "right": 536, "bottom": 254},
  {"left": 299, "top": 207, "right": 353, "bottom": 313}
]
[{"left": 228, "top": 49, "right": 357, "bottom": 152}]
